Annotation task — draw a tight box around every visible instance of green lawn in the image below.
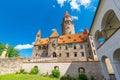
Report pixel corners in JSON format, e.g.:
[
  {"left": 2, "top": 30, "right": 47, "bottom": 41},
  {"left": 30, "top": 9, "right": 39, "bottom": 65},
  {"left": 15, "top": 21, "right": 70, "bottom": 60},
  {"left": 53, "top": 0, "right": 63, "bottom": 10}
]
[{"left": 0, "top": 74, "right": 59, "bottom": 80}]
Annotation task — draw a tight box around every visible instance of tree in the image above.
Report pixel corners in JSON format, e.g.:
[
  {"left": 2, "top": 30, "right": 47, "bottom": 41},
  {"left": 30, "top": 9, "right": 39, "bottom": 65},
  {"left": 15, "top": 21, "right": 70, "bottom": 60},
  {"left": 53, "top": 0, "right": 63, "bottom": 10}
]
[
  {"left": 0, "top": 42, "right": 5, "bottom": 56},
  {"left": 6, "top": 46, "right": 20, "bottom": 58}
]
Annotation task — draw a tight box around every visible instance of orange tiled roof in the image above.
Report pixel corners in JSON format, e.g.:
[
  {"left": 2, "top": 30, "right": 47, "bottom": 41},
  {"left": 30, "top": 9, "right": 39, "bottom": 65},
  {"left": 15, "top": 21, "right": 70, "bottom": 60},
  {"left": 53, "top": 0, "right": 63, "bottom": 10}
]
[
  {"left": 35, "top": 38, "right": 49, "bottom": 45},
  {"left": 35, "top": 29, "right": 89, "bottom": 45},
  {"left": 50, "top": 30, "right": 59, "bottom": 38},
  {"left": 58, "top": 33, "right": 88, "bottom": 44}
]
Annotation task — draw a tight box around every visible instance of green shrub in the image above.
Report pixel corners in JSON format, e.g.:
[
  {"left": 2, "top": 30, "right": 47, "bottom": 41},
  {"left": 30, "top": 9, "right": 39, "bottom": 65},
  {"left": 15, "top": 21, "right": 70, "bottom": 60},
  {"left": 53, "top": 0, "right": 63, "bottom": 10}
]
[
  {"left": 16, "top": 72, "right": 19, "bottom": 74},
  {"left": 91, "top": 76, "right": 96, "bottom": 80},
  {"left": 41, "top": 73, "right": 49, "bottom": 77},
  {"left": 78, "top": 74, "right": 88, "bottom": 80},
  {"left": 20, "top": 69, "right": 25, "bottom": 73},
  {"left": 51, "top": 69, "right": 60, "bottom": 78},
  {"left": 60, "top": 75, "right": 75, "bottom": 80},
  {"left": 30, "top": 66, "right": 39, "bottom": 75}
]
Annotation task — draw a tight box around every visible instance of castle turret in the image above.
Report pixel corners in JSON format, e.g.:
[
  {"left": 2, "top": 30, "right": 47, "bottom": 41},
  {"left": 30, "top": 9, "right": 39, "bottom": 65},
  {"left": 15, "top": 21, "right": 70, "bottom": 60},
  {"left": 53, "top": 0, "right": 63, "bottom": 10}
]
[
  {"left": 62, "top": 11, "right": 75, "bottom": 35},
  {"left": 36, "top": 30, "right": 41, "bottom": 41}
]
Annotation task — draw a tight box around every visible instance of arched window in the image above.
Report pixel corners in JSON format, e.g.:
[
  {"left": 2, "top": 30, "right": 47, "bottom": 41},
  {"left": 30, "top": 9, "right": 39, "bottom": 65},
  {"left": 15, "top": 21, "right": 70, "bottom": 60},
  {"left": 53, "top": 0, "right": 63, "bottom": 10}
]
[
  {"left": 53, "top": 52, "right": 57, "bottom": 57},
  {"left": 94, "top": 30, "right": 105, "bottom": 48},
  {"left": 78, "top": 67, "right": 85, "bottom": 74},
  {"left": 54, "top": 66, "right": 59, "bottom": 70},
  {"left": 113, "top": 48, "right": 120, "bottom": 77},
  {"left": 74, "top": 52, "right": 77, "bottom": 57},
  {"left": 101, "top": 56, "right": 115, "bottom": 79},
  {"left": 74, "top": 45, "right": 76, "bottom": 49},
  {"left": 38, "top": 46, "right": 41, "bottom": 50},
  {"left": 101, "top": 10, "right": 120, "bottom": 39}
]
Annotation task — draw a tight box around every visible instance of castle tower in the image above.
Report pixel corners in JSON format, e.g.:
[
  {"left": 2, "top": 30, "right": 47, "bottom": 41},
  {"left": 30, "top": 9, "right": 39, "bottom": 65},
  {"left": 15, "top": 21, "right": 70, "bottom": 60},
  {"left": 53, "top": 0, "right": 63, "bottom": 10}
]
[
  {"left": 36, "top": 30, "right": 41, "bottom": 41},
  {"left": 61, "top": 11, "right": 75, "bottom": 35}
]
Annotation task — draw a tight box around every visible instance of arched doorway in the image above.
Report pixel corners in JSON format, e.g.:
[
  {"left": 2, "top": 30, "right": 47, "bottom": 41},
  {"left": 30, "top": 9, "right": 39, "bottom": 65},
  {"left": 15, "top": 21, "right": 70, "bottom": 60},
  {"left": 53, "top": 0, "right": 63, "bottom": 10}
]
[
  {"left": 78, "top": 67, "right": 85, "bottom": 74},
  {"left": 101, "top": 9, "right": 120, "bottom": 39},
  {"left": 53, "top": 52, "right": 57, "bottom": 57},
  {"left": 113, "top": 48, "right": 120, "bottom": 77},
  {"left": 101, "top": 56, "right": 115, "bottom": 79}
]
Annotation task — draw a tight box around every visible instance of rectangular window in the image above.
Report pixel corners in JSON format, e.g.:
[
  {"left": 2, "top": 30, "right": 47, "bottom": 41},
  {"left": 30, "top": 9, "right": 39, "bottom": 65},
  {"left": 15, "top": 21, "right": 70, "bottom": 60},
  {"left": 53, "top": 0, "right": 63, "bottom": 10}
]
[
  {"left": 74, "top": 52, "right": 77, "bottom": 57},
  {"left": 89, "top": 52, "right": 91, "bottom": 55},
  {"left": 87, "top": 44, "right": 89, "bottom": 48},
  {"left": 94, "top": 50, "right": 96, "bottom": 55},
  {"left": 92, "top": 42, "right": 94, "bottom": 47},
  {"left": 66, "top": 53, "right": 69, "bottom": 57},
  {"left": 80, "top": 44, "right": 83, "bottom": 49},
  {"left": 66, "top": 46, "right": 68, "bottom": 50},
  {"left": 81, "top": 52, "right": 84, "bottom": 57},
  {"left": 36, "top": 53, "right": 38, "bottom": 56},
  {"left": 59, "top": 46, "right": 61, "bottom": 50},
  {"left": 59, "top": 53, "right": 61, "bottom": 57}
]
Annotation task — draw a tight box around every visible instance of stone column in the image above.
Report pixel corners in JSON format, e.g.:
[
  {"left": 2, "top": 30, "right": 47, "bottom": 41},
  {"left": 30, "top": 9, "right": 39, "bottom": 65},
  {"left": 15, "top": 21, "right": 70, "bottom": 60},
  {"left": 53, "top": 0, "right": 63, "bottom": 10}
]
[{"left": 0, "top": 44, "right": 9, "bottom": 58}]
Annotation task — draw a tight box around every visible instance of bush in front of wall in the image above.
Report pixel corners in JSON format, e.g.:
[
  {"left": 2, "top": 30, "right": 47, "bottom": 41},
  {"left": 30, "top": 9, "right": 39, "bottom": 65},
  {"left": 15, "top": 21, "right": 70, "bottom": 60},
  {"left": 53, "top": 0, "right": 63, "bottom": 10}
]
[
  {"left": 16, "top": 69, "right": 27, "bottom": 74},
  {"left": 30, "top": 66, "right": 39, "bottom": 75},
  {"left": 51, "top": 69, "right": 60, "bottom": 78},
  {"left": 78, "top": 74, "right": 88, "bottom": 80},
  {"left": 60, "top": 75, "right": 76, "bottom": 80},
  {"left": 91, "top": 76, "right": 96, "bottom": 80}
]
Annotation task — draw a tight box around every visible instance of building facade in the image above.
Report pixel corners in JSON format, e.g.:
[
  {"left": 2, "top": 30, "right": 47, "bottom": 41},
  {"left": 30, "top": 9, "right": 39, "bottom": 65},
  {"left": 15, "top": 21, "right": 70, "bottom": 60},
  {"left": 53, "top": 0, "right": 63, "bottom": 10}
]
[
  {"left": 32, "top": 11, "right": 97, "bottom": 61},
  {"left": 89, "top": 0, "right": 120, "bottom": 80}
]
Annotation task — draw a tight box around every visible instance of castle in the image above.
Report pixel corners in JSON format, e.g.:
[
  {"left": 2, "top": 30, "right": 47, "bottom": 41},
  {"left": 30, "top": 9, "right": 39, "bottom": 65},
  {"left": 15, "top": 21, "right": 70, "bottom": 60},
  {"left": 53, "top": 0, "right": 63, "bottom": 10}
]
[
  {"left": 32, "top": 11, "right": 98, "bottom": 61},
  {"left": 1, "top": 0, "right": 119, "bottom": 79}
]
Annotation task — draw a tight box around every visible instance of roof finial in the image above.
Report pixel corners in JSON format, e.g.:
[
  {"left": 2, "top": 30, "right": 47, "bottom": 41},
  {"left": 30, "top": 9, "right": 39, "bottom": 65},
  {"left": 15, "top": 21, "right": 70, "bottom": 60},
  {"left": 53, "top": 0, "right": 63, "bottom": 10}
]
[{"left": 64, "top": 10, "right": 70, "bottom": 17}]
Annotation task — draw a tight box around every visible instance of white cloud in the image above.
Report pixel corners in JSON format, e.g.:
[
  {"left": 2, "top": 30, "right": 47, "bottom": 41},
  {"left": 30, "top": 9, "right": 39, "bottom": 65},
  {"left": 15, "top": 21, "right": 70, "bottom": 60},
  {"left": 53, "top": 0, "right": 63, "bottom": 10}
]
[
  {"left": 71, "top": 16, "right": 78, "bottom": 20},
  {"left": 53, "top": 5, "right": 55, "bottom": 8},
  {"left": 56, "top": 0, "right": 95, "bottom": 11},
  {"left": 52, "top": 28, "right": 56, "bottom": 31},
  {"left": 32, "top": 42, "right": 35, "bottom": 45},
  {"left": 57, "top": 0, "right": 67, "bottom": 7},
  {"left": 79, "top": 28, "right": 84, "bottom": 32},
  {"left": 70, "top": 0, "right": 80, "bottom": 10},
  {"left": 15, "top": 43, "right": 34, "bottom": 50},
  {"left": 79, "top": 0, "right": 91, "bottom": 8}
]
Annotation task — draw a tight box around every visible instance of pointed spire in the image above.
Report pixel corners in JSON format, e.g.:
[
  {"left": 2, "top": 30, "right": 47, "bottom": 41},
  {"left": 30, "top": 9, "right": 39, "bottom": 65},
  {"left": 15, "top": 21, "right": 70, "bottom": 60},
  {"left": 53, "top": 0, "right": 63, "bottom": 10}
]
[
  {"left": 37, "top": 29, "right": 41, "bottom": 37},
  {"left": 64, "top": 11, "right": 71, "bottom": 17},
  {"left": 50, "top": 29, "right": 59, "bottom": 38}
]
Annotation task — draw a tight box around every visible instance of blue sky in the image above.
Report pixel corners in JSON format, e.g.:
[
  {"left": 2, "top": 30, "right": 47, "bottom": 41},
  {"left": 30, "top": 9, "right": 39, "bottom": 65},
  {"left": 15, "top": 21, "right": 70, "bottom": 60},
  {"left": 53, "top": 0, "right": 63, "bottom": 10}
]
[{"left": 0, "top": 0, "right": 99, "bottom": 57}]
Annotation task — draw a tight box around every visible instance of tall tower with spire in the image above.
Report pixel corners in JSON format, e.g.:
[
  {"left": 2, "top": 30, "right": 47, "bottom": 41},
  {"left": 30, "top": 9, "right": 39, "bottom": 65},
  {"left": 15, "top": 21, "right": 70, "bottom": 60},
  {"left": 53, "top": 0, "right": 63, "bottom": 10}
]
[{"left": 61, "top": 11, "right": 75, "bottom": 35}]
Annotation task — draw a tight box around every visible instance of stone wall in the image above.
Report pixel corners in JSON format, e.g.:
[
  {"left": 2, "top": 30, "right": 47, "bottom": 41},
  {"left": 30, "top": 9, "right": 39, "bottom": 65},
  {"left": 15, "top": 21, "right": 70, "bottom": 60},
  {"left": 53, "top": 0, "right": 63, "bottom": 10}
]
[
  {"left": 0, "top": 58, "right": 22, "bottom": 75},
  {"left": 22, "top": 61, "right": 103, "bottom": 80},
  {"left": 0, "top": 58, "right": 104, "bottom": 80}
]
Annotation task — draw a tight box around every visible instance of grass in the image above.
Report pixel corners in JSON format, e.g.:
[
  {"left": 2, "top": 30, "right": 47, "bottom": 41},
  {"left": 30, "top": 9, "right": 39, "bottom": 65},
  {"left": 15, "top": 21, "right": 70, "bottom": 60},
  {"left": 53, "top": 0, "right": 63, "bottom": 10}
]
[{"left": 0, "top": 74, "right": 59, "bottom": 80}]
